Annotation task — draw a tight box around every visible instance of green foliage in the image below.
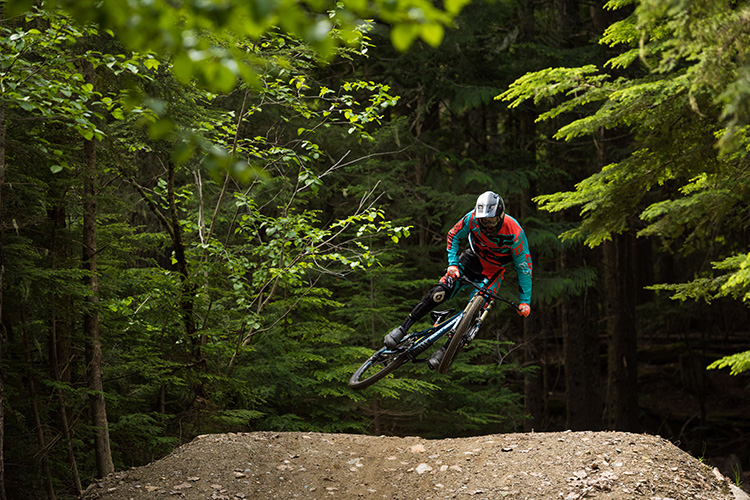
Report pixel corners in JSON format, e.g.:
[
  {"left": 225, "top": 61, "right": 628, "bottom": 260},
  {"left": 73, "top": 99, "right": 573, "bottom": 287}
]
[
  {"left": 1, "top": 4, "right": 428, "bottom": 496},
  {"left": 3, "top": 0, "right": 687, "bottom": 496},
  {"left": 648, "top": 253, "right": 750, "bottom": 303},
  {"left": 110, "top": 413, "right": 179, "bottom": 460},
  {"left": 6, "top": 0, "right": 468, "bottom": 95},
  {"left": 499, "top": 65, "right": 606, "bottom": 118},
  {"left": 0, "top": 8, "right": 156, "bottom": 144},
  {"left": 499, "top": 0, "right": 750, "bottom": 300},
  {"left": 707, "top": 351, "right": 750, "bottom": 376}
]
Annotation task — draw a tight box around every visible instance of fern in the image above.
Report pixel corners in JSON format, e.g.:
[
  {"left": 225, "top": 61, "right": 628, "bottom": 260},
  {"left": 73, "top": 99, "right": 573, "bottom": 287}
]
[{"left": 707, "top": 351, "right": 750, "bottom": 376}]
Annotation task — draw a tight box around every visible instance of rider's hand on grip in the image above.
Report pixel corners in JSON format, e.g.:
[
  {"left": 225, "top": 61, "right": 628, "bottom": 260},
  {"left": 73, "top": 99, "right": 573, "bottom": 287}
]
[
  {"left": 440, "top": 265, "right": 460, "bottom": 284},
  {"left": 517, "top": 303, "right": 531, "bottom": 317},
  {"left": 446, "top": 265, "right": 460, "bottom": 278}
]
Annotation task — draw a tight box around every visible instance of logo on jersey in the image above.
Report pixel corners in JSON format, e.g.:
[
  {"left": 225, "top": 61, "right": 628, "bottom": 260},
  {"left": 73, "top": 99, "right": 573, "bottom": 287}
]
[{"left": 488, "top": 234, "right": 515, "bottom": 247}]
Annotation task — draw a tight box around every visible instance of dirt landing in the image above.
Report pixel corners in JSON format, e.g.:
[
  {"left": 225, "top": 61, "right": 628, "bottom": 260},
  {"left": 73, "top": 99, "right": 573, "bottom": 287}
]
[{"left": 82, "top": 430, "right": 748, "bottom": 500}]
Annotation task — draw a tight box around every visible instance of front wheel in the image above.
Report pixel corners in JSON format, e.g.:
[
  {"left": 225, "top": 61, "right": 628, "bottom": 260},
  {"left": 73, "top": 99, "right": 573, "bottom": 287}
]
[
  {"left": 438, "top": 294, "right": 484, "bottom": 374},
  {"left": 349, "top": 348, "right": 407, "bottom": 390}
]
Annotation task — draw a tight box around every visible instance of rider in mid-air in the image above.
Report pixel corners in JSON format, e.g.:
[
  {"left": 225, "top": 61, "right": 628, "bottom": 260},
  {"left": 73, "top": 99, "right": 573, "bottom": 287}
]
[{"left": 384, "top": 191, "right": 533, "bottom": 369}]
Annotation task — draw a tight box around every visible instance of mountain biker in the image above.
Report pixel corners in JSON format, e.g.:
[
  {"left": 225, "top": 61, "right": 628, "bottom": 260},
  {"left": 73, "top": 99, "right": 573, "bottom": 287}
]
[{"left": 384, "top": 191, "right": 533, "bottom": 369}]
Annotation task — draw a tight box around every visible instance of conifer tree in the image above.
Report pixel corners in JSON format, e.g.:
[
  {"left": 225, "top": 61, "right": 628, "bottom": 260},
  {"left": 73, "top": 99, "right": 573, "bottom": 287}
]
[{"left": 499, "top": 0, "right": 750, "bottom": 391}]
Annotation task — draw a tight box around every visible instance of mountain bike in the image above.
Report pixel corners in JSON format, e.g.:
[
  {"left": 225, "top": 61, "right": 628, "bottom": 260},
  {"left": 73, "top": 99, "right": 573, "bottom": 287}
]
[{"left": 348, "top": 273, "right": 519, "bottom": 390}]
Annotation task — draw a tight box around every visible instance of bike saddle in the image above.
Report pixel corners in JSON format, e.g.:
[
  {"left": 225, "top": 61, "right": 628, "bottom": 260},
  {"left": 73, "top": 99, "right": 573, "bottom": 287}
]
[{"left": 430, "top": 309, "right": 456, "bottom": 325}]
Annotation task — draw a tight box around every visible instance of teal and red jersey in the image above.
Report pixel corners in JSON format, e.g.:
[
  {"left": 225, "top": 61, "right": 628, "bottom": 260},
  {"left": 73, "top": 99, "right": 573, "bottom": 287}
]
[{"left": 446, "top": 210, "right": 533, "bottom": 304}]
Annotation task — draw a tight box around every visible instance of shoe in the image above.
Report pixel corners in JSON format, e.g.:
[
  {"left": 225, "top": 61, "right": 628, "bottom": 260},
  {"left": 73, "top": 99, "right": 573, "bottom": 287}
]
[
  {"left": 427, "top": 347, "right": 446, "bottom": 370},
  {"left": 384, "top": 326, "right": 406, "bottom": 350}
]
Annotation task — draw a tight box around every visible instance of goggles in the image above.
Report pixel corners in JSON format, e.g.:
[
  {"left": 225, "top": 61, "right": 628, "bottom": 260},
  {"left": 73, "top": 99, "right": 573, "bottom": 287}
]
[{"left": 478, "top": 215, "right": 503, "bottom": 229}]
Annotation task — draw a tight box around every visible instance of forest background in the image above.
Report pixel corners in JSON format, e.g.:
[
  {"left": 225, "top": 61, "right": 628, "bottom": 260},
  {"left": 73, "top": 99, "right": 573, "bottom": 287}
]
[{"left": 1, "top": 0, "right": 749, "bottom": 498}]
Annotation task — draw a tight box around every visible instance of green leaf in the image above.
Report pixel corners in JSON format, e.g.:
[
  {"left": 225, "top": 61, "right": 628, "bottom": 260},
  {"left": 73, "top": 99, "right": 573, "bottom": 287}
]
[
  {"left": 5, "top": 0, "right": 34, "bottom": 17},
  {"left": 143, "top": 58, "right": 160, "bottom": 70},
  {"left": 390, "top": 24, "right": 418, "bottom": 53},
  {"left": 172, "top": 52, "right": 194, "bottom": 84},
  {"left": 149, "top": 118, "right": 174, "bottom": 139},
  {"left": 204, "top": 61, "right": 238, "bottom": 94},
  {"left": 445, "top": 0, "right": 471, "bottom": 15},
  {"left": 420, "top": 23, "right": 444, "bottom": 48},
  {"left": 79, "top": 127, "right": 95, "bottom": 140}
]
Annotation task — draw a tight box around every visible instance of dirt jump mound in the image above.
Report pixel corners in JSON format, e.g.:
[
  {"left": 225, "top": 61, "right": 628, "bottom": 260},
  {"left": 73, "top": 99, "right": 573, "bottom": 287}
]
[{"left": 82, "top": 430, "right": 748, "bottom": 500}]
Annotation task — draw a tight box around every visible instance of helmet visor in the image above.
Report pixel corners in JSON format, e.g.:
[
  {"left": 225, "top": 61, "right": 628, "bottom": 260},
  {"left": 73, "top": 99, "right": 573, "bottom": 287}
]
[{"left": 478, "top": 215, "right": 503, "bottom": 230}]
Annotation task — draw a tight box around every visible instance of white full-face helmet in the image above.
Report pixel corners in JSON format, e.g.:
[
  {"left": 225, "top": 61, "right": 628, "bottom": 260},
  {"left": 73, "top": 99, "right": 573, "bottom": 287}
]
[{"left": 474, "top": 191, "right": 505, "bottom": 230}]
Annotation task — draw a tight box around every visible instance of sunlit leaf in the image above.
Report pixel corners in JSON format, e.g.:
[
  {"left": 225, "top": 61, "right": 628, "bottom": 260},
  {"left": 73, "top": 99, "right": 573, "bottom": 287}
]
[{"left": 390, "top": 24, "right": 418, "bottom": 53}]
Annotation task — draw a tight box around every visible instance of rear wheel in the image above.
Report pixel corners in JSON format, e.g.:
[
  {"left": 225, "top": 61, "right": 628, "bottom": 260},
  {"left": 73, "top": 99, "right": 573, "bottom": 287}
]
[
  {"left": 349, "top": 349, "right": 407, "bottom": 390},
  {"left": 438, "top": 294, "right": 485, "bottom": 374}
]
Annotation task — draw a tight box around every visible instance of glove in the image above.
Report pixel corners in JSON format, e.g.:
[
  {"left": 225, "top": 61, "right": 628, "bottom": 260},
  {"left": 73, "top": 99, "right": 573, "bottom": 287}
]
[
  {"left": 446, "top": 265, "right": 460, "bottom": 279},
  {"left": 517, "top": 303, "right": 531, "bottom": 317},
  {"left": 440, "top": 265, "right": 460, "bottom": 284}
]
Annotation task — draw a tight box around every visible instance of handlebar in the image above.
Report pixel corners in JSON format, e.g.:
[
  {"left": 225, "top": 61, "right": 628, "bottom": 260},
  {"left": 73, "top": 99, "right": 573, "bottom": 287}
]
[{"left": 458, "top": 276, "right": 519, "bottom": 310}]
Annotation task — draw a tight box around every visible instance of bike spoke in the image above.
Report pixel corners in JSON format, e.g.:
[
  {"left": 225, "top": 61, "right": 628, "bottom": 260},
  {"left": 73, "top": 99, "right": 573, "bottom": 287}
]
[{"left": 349, "top": 349, "right": 406, "bottom": 389}]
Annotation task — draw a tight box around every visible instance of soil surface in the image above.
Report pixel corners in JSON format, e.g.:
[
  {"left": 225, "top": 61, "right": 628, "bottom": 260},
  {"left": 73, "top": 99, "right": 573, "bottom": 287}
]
[{"left": 82, "top": 430, "right": 749, "bottom": 500}]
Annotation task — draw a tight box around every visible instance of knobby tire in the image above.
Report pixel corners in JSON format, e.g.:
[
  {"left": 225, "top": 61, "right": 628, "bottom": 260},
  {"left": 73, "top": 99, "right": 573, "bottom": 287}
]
[
  {"left": 437, "top": 294, "right": 484, "bottom": 374},
  {"left": 349, "top": 349, "right": 407, "bottom": 390}
]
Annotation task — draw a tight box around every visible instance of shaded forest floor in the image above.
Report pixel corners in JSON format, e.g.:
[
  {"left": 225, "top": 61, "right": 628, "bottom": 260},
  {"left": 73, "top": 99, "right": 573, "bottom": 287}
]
[{"left": 82, "top": 430, "right": 749, "bottom": 500}]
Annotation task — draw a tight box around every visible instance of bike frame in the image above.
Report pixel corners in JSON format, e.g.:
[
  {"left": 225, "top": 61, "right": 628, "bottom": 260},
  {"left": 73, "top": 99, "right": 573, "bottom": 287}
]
[
  {"left": 386, "top": 273, "right": 517, "bottom": 362},
  {"left": 348, "top": 272, "right": 520, "bottom": 389},
  {"left": 385, "top": 310, "right": 462, "bottom": 359}
]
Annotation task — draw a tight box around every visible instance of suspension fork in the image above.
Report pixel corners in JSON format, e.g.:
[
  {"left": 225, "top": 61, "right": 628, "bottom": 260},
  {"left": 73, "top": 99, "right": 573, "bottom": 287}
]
[
  {"left": 478, "top": 298, "right": 494, "bottom": 323},
  {"left": 465, "top": 298, "right": 493, "bottom": 344}
]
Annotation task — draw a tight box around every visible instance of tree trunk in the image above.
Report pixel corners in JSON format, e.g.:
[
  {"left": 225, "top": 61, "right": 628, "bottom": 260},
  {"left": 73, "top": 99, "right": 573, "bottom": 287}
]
[
  {"left": 82, "top": 60, "right": 114, "bottom": 477},
  {"left": 166, "top": 160, "right": 206, "bottom": 397},
  {"left": 603, "top": 233, "right": 639, "bottom": 430},
  {"left": 520, "top": 0, "right": 534, "bottom": 46},
  {"left": 523, "top": 311, "right": 545, "bottom": 431},
  {"left": 51, "top": 317, "right": 82, "bottom": 494},
  {"left": 515, "top": 0, "right": 546, "bottom": 431},
  {"left": 633, "top": 236, "right": 653, "bottom": 305},
  {"left": 49, "top": 204, "right": 83, "bottom": 494},
  {"left": 0, "top": 25, "right": 8, "bottom": 496},
  {"left": 590, "top": 0, "right": 622, "bottom": 36},
  {"left": 563, "top": 298, "right": 603, "bottom": 430},
  {"left": 22, "top": 324, "right": 56, "bottom": 500},
  {"left": 128, "top": 163, "right": 204, "bottom": 391},
  {"left": 555, "top": 0, "right": 580, "bottom": 47},
  {"left": 563, "top": 252, "right": 603, "bottom": 430}
]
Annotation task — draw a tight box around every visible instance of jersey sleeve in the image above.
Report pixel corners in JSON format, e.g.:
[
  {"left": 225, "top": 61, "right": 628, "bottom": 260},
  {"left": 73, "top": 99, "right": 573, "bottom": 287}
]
[
  {"left": 446, "top": 212, "right": 473, "bottom": 267},
  {"left": 511, "top": 228, "right": 533, "bottom": 304}
]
